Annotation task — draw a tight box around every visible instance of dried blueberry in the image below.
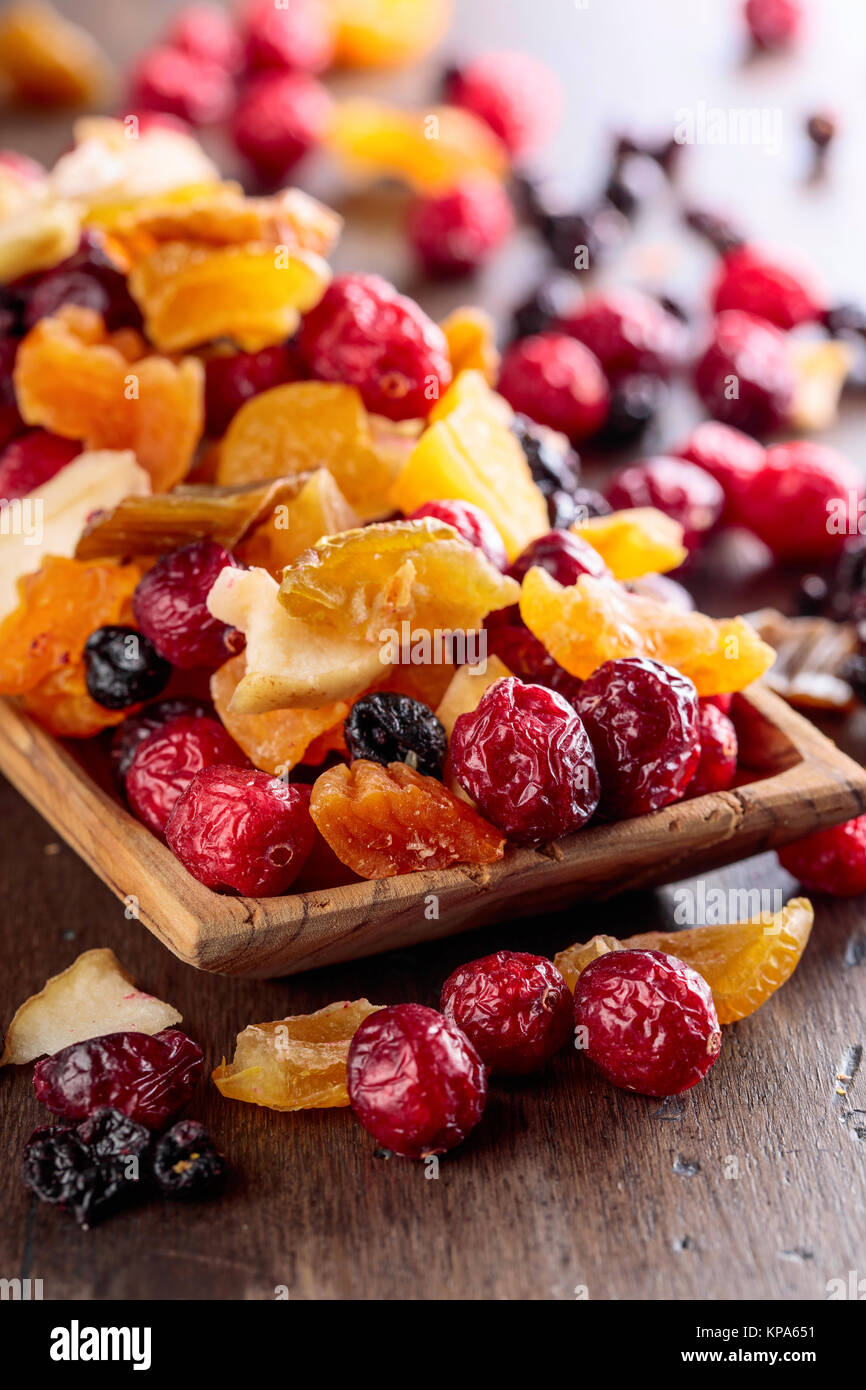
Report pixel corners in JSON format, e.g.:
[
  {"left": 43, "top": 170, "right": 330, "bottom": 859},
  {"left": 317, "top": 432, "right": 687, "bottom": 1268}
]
[
  {"left": 510, "top": 413, "right": 580, "bottom": 497},
  {"left": 152, "top": 1120, "right": 226, "bottom": 1199},
  {"left": 510, "top": 274, "right": 578, "bottom": 340},
  {"left": 596, "top": 373, "right": 666, "bottom": 448},
  {"left": 345, "top": 692, "right": 447, "bottom": 778},
  {"left": 22, "top": 1108, "right": 150, "bottom": 1227},
  {"left": 84, "top": 625, "right": 172, "bottom": 710},
  {"left": 541, "top": 203, "right": 627, "bottom": 272}
]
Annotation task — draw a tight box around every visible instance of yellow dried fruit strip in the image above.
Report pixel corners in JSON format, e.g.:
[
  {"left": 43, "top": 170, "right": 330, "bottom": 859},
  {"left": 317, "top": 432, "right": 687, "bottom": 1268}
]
[
  {"left": 328, "top": 99, "right": 508, "bottom": 192},
  {"left": 571, "top": 508, "right": 688, "bottom": 581}
]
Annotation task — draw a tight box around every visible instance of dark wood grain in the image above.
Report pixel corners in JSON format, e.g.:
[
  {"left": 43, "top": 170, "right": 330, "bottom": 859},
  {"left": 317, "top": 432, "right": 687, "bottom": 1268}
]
[{"left": 2, "top": 0, "right": 866, "bottom": 1302}]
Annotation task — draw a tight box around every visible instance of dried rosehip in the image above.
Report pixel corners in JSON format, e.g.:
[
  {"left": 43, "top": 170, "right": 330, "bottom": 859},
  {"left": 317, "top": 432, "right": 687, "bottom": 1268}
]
[
  {"left": 745, "top": 0, "right": 803, "bottom": 51},
  {"left": 408, "top": 499, "right": 507, "bottom": 571},
  {"left": 33, "top": 1029, "right": 203, "bottom": 1128},
  {"left": 204, "top": 344, "right": 300, "bottom": 437},
  {"left": 688, "top": 700, "right": 738, "bottom": 797},
  {"left": 557, "top": 288, "right": 686, "bottom": 379},
  {"left": 126, "top": 715, "right": 248, "bottom": 836},
  {"left": 507, "top": 530, "right": 611, "bottom": 586},
  {"left": 344, "top": 692, "right": 447, "bottom": 779},
  {"left": 575, "top": 657, "right": 700, "bottom": 819},
  {"left": 132, "top": 541, "right": 244, "bottom": 669},
  {"left": 574, "top": 949, "right": 722, "bottom": 1096},
  {"left": 0, "top": 429, "right": 79, "bottom": 500},
  {"left": 83, "top": 625, "right": 172, "bottom": 711},
  {"left": 451, "top": 676, "right": 600, "bottom": 843},
  {"left": 742, "top": 441, "right": 862, "bottom": 563},
  {"left": 232, "top": 71, "right": 333, "bottom": 181},
  {"left": 498, "top": 333, "right": 610, "bottom": 441},
  {"left": 22, "top": 1108, "right": 151, "bottom": 1228},
  {"left": 778, "top": 815, "right": 866, "bottom": 896},
  {"left": 110, "top": 697, "right": 215, "bottom": 783},
  {"left": 711, "top": 244, "right": 825, "bottom": 331},
  {"left": 674, "top": 420, "right": 765, "bottom": 525},
  {"left": 693, "top": 310, "right": 794, "bottom": 436},
  {"left": 605, "top": 456, "right": 724, "bottom": 553},
  {"left": 407, "top": 179, "right": 514, "bottom": 277},
  {"left": 166, "top": 766, "right": 314, "bottom": 895},
  {"left": 347, "top": 1003, "right": 487, "bottom": 1158},
  {"left": 441, "top": 950, "right": 573, "bottom": 1075},
  {"left": 152, "top": 1119, "right": 226, "bottom": 1199}
]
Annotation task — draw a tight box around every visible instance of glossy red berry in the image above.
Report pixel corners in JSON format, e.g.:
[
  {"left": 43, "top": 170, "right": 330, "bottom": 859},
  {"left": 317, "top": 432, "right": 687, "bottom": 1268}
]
[
  {"left": 128, "top": 45, "right": 235, "bottom": 126},
  {"left": 498, "top": 333, "right": 610, "bottom": 441},
  {"left": 126, "top": 715, "right": 248, "bottom": 836},
  {"left": 574, "top": 949, "right": 721, "bottom": 1096},
  {"left": 168, "top": 3, "right": 243, "bottom": 69},
  {"left": 711, "top": 244, "right": 824, "bottom": 331},
  {"left": 0, "top": 430, "right": 79, "bottom": 500},
  {"left": 693, "top": 310, "right": 794, "bottom": 436},
  {"left": 204, "top": 344, "right": 300, "bottom": 436},
  {"left": 507, "top": 529, "right": 611, "bottom": 586},
  {"left": 347, "top": 1003, "right": 487, "bottom": 1158},
  {"left": 408, "top": 500, "right": 507, "bottom": 571},
  {"left": 231, "top": 71, "right": 333, "bottom": 181},
  {"left": 484, "top": 620, "right": 584, "bottom": 704},
  {"left": 675, "top": 420, "right": 765, "bottom": 525},
  {"left": 575, "top": 657, "right": 700, "bottom": 819},
  {"left": 167, "top": 766, "right": 314, "bottom": 895},
  {"left": 299, "top": 273, "right": 452, "bottom": 421},
  {"left": 688, "top": 701, "right": 738, "bottom": 797},
  {"left": 110, "top": 696, "right": 214, "bottom": 783},
  {"left": 441, "top": 950, "right": 573, "bottom": 1075},
  {"left": 740, "top": 441, "right": 862, "bottom": 562},
  {"left": 239, "top": 0, "right": 335, "bottom": 74},
  {"left": 778, "top": 815, "right": 866, "bottom": 896},
  {"left": 33, "top": 1028, "right": 204, "bottom": 1127},
  {"left": 605, "top": 455, "right": 724, "bottom": 553},
  {"left": 451, "top": 676, "right": 600, "bottom": 844},
  {"left": 445, "top": 51, "right": 563, "bottom": 159},
  {"left": 133, "top": 540, "right": 243, "bottom": 669},
  {"left": 557, "top": 288, "right": 686, "bottom": 379},
  {"left": 744, "top": 0, "right": 803, "bottom": 50},
  {"left": 407, "top": 179, "right": 514, "bottom": 277}
]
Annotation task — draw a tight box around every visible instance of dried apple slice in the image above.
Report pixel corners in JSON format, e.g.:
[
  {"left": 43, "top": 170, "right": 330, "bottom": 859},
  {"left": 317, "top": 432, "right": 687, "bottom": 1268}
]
[
  {"left": 0, "top": 199, "right": 81, "bottom": 282},
  {"left": 570, "top": 508, "right": 688, "bottom": 580},
  {"left": 1, "top": 948, "right": 181, "bottom": 1066},
  {"left": 238, "top": 469, "right": 361, "bottom": 574}
]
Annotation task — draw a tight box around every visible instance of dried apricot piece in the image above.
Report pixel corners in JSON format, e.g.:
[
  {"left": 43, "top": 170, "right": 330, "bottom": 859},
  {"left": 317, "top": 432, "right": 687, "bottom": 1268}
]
[
  {"left": 211, "top": 653, "right": 350, "bottom": 774},
  {"left": 238, "top": 469, "right": 361, "bottom": 574},
  {"left": 19, "top": 663, "right": 129, "bottom": 738},
  {"left": 212, "top": 1000, "right": 382, "bottom": 1111},
  {"left": 310, "top": 759, "right": 505, "bottom": 878},
  {"left": 328, "top": 100, "right": 508, "bottom": 192},
  {"left": 519, "top": 567, "right": 775, "bottom": 695},
  {"left": 571, "top": 508, "right": 688, "bottom": 580},
  {"left": 439, "top": 305, "right": 499, "bottom": 384},
  {"left": 333, "top": 0, "right": 453, "bottom": 67},
  {"left": 0, "top": 1, "right": 114, "bottom": 107}
]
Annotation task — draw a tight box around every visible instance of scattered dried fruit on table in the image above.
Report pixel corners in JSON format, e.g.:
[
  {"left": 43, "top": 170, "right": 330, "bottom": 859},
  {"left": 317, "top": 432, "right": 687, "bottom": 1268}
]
[
  {"left": 570, "top": 507, "right": 687, "bottom": 580},
  {"left": 333, "top": 0, "right": 452, "bottom": 67},
  {"left": 212, "top": 1000, "right": 382, "bottom": 1111},
  {"left": 0, "top": 1, "right": 114, "bottom": 108},
  {"left": 328, "top": 99, "right": 508, "bottom": 192},
  {"left": 22, "top": 1108, "right": 151, "bottom": 1228},
  {"left": 441, "top": 950, "right": 572, "bottom": 1075},
  {"left": 439, "top": 305, "right": 499, "bottom": 383},
  {"left": 211, "top": 653, "right": 348, "bottom": 774},
  {"left": 1, "top": 947, "right": 181, "bottom": 1066}
]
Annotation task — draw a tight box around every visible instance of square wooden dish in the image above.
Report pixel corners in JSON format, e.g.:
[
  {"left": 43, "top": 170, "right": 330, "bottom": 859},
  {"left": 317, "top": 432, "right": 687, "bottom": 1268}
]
[{"left": 1, "top": 684, "right": 864, "bottom": 979}]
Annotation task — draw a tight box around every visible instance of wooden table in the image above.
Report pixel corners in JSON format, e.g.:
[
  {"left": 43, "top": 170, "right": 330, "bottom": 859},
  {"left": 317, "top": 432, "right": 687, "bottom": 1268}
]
[{"left": 2, "top": 0, "right": 865, "bottom": 1301}]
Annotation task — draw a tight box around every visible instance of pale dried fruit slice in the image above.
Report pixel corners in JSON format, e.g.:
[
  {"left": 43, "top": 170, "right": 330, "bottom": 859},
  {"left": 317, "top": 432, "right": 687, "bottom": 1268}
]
[
  {"left": 207, "top": 565, "right": 390, "bottom": 712},
  {"left": 1, "top": 948, "right": 181, "bottom": 1066},
  {"left": 571, "top": 508, "right": 688, "bottom": 581},
  {"left": 328, "top": 99, "right": 508, "bottom": 192},
  {"left": 212, "top": 1000, "right": 382, "bottom": 1111},
  {"left": 788, "top": 338, "right": 852, "bottom": 434},
  {"left": 53, "top": 117, "right": 220, "bottom": 212},
  {"left": 434, "top": 655, "right": 512, "bottom": 738},
  {"left": 211, "top": 653, "right": 349, "bottom": 774}
]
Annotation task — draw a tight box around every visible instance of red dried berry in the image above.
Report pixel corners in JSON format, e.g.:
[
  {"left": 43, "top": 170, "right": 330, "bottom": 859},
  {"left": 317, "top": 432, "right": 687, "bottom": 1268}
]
[
  {"left": 557, "top": 288, "right": 686, "bottom": 379},
  {"left": 347, "top": 1003, "right": 487, "bottom": 1158},
  {"left": 441, "top": 950, "right": 573, "bottom": 1075},
  {"left": 168, "top": 3, "right": 243, "bottom": 70},
  {"left": 688, "top": 700, "right": 738, "bottom": 797},
  {"left": 451, "top": 676, "right": 600, "bottom": 844},
  {"left": 204, "top": 343, "right": 300, "bottom": 436},
  {"left": 0, "top": 429, "right": 79, "bottom": 500},
  {"left": 740, "top": 440, "right": 862, "bottom": 562},
  {"left": 605, "top": 455, "right": 724, "bottom": 553},
  {"left": 128, "top": 46, "right": 235, "bottom": 126},
  {"left": 574, "top": 949, "right": 721, "bottom": 1097},
  {"left": 575, "top": 657, "right": 700, "bottom": 819},
  {"left": 407, "top": 179, "right": 514, "bottom": 277},
  {"left": 110, "top": 696, "right": 215, "bottom": 783},
  {"left": 239, "top": 0, "right": 334, "bottom": 74},
  {"left": 33, "top": 1028, "right": 204, "bottom": 1128},
  {"left": 693, "top": 310, "right": 794, "bottom": 436},
  {"left": 0, "top": 341, "right": 24, "bottom": 453},
  {"left": 408, "top": 499, "right": 507, "bottom": 571},
  {"left": 133, "top": 540, "right": 243, "bottom": 669},
  {"left": 299, "top": 273, "right": 452, "bottom": 421},
  {"left": 507, "top": 529, "right": 611, "bottom": 586},
  {"left": 675, "top": 420, "right": 765, "bottom": 525},
  {"left": 484, "top": 619, "right": 584, "bottom": 704},
  {"left": 778, "top": 815, "right": 866, "bottom": 896},
  {"left": 712, "top": 244, "right": 824, "bottom": 331},
  {"left": 231, "top": 71, "right": 333, "bottom": 181},
  {"left": 126, "top": 715, "right": 248, "bottom": 836},
  {"left": 703, "top": 692, "right": 733, "bottom": 715},
  {"left": 498, "top": 332, "right": 610, "bottom": 442},
  {"left": 445, "top": 51, "right": 563, "bottom": 159},
  {"left": 166, "top": 766, "right": 315, "bottom": 895},
  {"left": 744, "top": 0, "right": 802, "bottom": 50}
]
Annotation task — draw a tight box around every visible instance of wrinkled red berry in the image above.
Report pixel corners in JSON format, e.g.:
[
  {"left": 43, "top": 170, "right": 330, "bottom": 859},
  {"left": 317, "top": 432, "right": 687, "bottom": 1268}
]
[
  {"left": 110, "top": 696, "right": 214, "bottom": 783},
  {"left": 557, "top": 288, "right": 686, "bottom": 379},
  {"left": 441, "top": 950, "right": 573, "bottom": 1075},
  {"left": 407, "top": 179, "right": 514, "bottom": 277},
  {"left": 693, "top": 310, "right": 794, "bottom": 436},
  {"left": 126, "top": 715, "right": 248, "bottom": 836},
  {"left": 574, "top": 949, "right": 721, "bottom": 1096},
  {"left": 675, "top": 420, "right": 765, "bottom": 525},
  {"left": 445, "top": 51, "right": 563, "bottom": 159},
  {"left": 166, "top": 766, "right": 314, "bottom": 895},
  {"left": 498, "top": 332, "right": 610, "bottom": 441},
  {"left": 484, "top": 616, "right": 584, "bottom": 704},
  {"left": 0, "top": 430, "right": 79, "bottom": 499},
  {"left": 408, "top": 499, "right": 507, "bottom": 571},
  {"left": 575, "top": 657, "right": 699, "bottom": 819},
  {"left": 19, "top": 232, "right": 142, "bottom": 333},
  {"left": 232, "top": 71, "right": 333, "bottom": 181},
  {"left": 168, "top": 3, "right": 243, "bottom": 69},
  {"left": 33, "top": 1028, "right": 204, "bottom": 1127},
  {"left": 204, "top": 343, "right": 300, "bottom": 436},
  {"left": 129, "top": 46, "right": 235, "bottom": 125},
  {"left": 745, "top": 0, "right": 802, "bottom": 50},
  {"left": 605, "top": 455, "right": 724, "bottom": 553},
  {"left": 300, "top": 273, "right": 452, "bottom": 421},
  {"left": 451, "top": 676, "right": 600, "bottom": 844},
  {"left": 507, "top": 529, "right": 611, "bottom": 586},
  {"left": 133, "top": 540, "right": 243, "bottom": 669},
  {"left": 703, "top": 692, "right": 733, "bottom": 714},
  {"left": 778, "top": 814, "right": 866, "bottom": 896},
  {"left": 740, "top": 440, "right": 862, "bottom": 562},
  {"left": 239, "top": 0, "right": 335, "bottom": 74},
  {"left": 688, "top": 701, "right": 738, "bottom": 797},
  {"left": 712, "top": 244, "right": 824, "bottom": 331},
  {"left": 347, "top": 1003, "right": 487, "bottom": 1158}
]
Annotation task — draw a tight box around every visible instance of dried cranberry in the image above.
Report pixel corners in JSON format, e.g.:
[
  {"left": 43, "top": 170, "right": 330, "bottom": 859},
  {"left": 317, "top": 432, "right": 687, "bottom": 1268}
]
[
  {"left": 126, "top": 715, "right": 248, "bottom": 836},
  {"left": 484, "top": 620, "right": 584, "bottom": 704},
  {"left": 508, "top": 530, "right": 611, "bottom": 586},
  {"left": 239, "top": 0, "right": 335, "bottom": 74},
  {"left": 575, "top": 657, "right": 700, "bottom": 819},
  {"left": 22, "top": 1108, "right": 151, "bottom": 1227},
  {"left": 133, "top": 540, "right": 243, "bottom": 669},
  {"left": 110, "top": 697, "right": 214, "bottom": 783},
  {"left": 693, "top": 311, "right": 794, "bottom": 436},
  {"left": 745, "top": 0, "right": 803, "bottom": 50},
  {"left": 778, "top": 815, "right": 866, "bottom": 896},
  {"left": 232, "top": 71, "right": 333, "bottom": 182},
  {"left": 19, "top": 234, "right": 143, "bottom": 333},
  {"left": 347, "top": 1003, "right": 487, "bottom": 1158},
  {"left": 445, "top": 51, "right": 562, "bottom": 159},
  {"left": 574, "top": 949, "right": 721, "bottom": 1096},
  {"left": 441, "top": 950, "right": 573, "bottom": 1075},
  {"left": 740, "top": 441, "right": 862, "bottom": 562},
  {"left": 166, "top": 766, "right": 314, "bottom": 895},
  {"left": 408, "top": 500, "right": 507, "bottom": 571},
  {"left": 204, "top": 345, "right": 299, "bottom": 437},
  {"left": 407, "top": 179, "right": 514, "bottom": 277},
  {"left": 711, "top": 244, "right": 825, "bottom": 331},
  {"left": 674, "top": 420, "right": 765, "bottom": 525},
  {"left": 128, "top": 45, "right": 235, "bottom": 125},
  {"left": 33, "top": 1029, "right": 203, "bottom": 1128},
  {"left": 688, "top": 701, "right": 738, "bottom": 797},
  {"left": 0, "top": 429, "right": 80, "bottom": 499},
  {"left": 152, "top": 1119, "right": 227, "bottom": 1199},
  {"left": 168, "top": 4, "right": 243, "bottom": 69},
  {"left": 605, "top": 455, "right": 724, "bottom": 553},
  {"left": 344, "top": 692, "right": 447, "bottom": 778},
  {"left": 299, "top": 274, "right": 452, "bottom": 421},
  {"left": 557, "top": 288, "right": 686, "bottom": 379},
  {"left": 451, "top": 676, "right": 600, "bottom": 844},
  {"left": 498, "top": 333, "right": 610, "bottom": 441}
]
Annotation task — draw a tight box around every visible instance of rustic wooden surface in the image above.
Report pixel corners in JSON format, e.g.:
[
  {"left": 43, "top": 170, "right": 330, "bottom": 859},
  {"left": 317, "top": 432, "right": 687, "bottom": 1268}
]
[{"left": 2, "top": 0, "right": 866, "bottom": 1301}]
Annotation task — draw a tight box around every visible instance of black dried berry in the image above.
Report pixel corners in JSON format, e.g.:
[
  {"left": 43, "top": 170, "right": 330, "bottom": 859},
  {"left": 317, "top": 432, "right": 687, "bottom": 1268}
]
[
  {"left": 568, "top": 487, "right": 613, "bottom": 524},
  {"left": 153, "top": 1120, "right": 226, "bottom": 1200},
  {"left": 345, "top": 692, "right": 447, "bottom": 778},
  {"left": 511, "top": 274, "right": 577, "bottom": 340},
  {"left": 21, "top": 1107, "right": 150, "bottom": 1228},
  {"left": 540, "top": 204, "right": 627, "bottom": 272},
  {"left": 110, "top": 696, "right": 215, "bottom": 782},
  {"left": 510, "top": 413, "right": 580, "bottom": 497},
  {"left": 84, "top": 624, "right": 171, "bottom": 710},
  {"left": 596, "top": 373, "right": 666, "bottom": 448},
  {"left": 683, "top": 207, "right": 746, "bottom": 255}
]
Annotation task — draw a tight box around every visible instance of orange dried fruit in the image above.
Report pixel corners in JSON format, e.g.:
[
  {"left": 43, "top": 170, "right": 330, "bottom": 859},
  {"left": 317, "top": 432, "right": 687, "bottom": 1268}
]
[
  {"left": 128, "top": 240, "right": 331, "bottom": 353},
  {"left": 439, "top": 305, "right": 499, "bottom": 384},
  {"left": 333, "top": 0, "right": 453, "bottom": 67},
  {"left": 212, "top": 1000, "right": 382, "bottom": 1111},
  {"left": 310, "top": 759, "right": 506, "bottom": 878},
  {"left": 519, "top": 568, "right": 775, "bottom": 695},
  {"left": 238, "top": 469, "right": 361, "bottom": 574},
  {"left": 19, "top": 663, "right": 129, "bottom": 738},
  {"left": 211, "top": 653, "right": 350, "bottom": 775},
  {"left": 13, "top": 307, "right": 203, "bottom": 491},
  {"left": 571, "top": 508, "right": 688, "bottom": 580},
  {"left": 0, "top": 1, "right": 114, "bottom": 107},
  {"left": 328, "top": 100, "right": 508, "bottom": 192}
]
